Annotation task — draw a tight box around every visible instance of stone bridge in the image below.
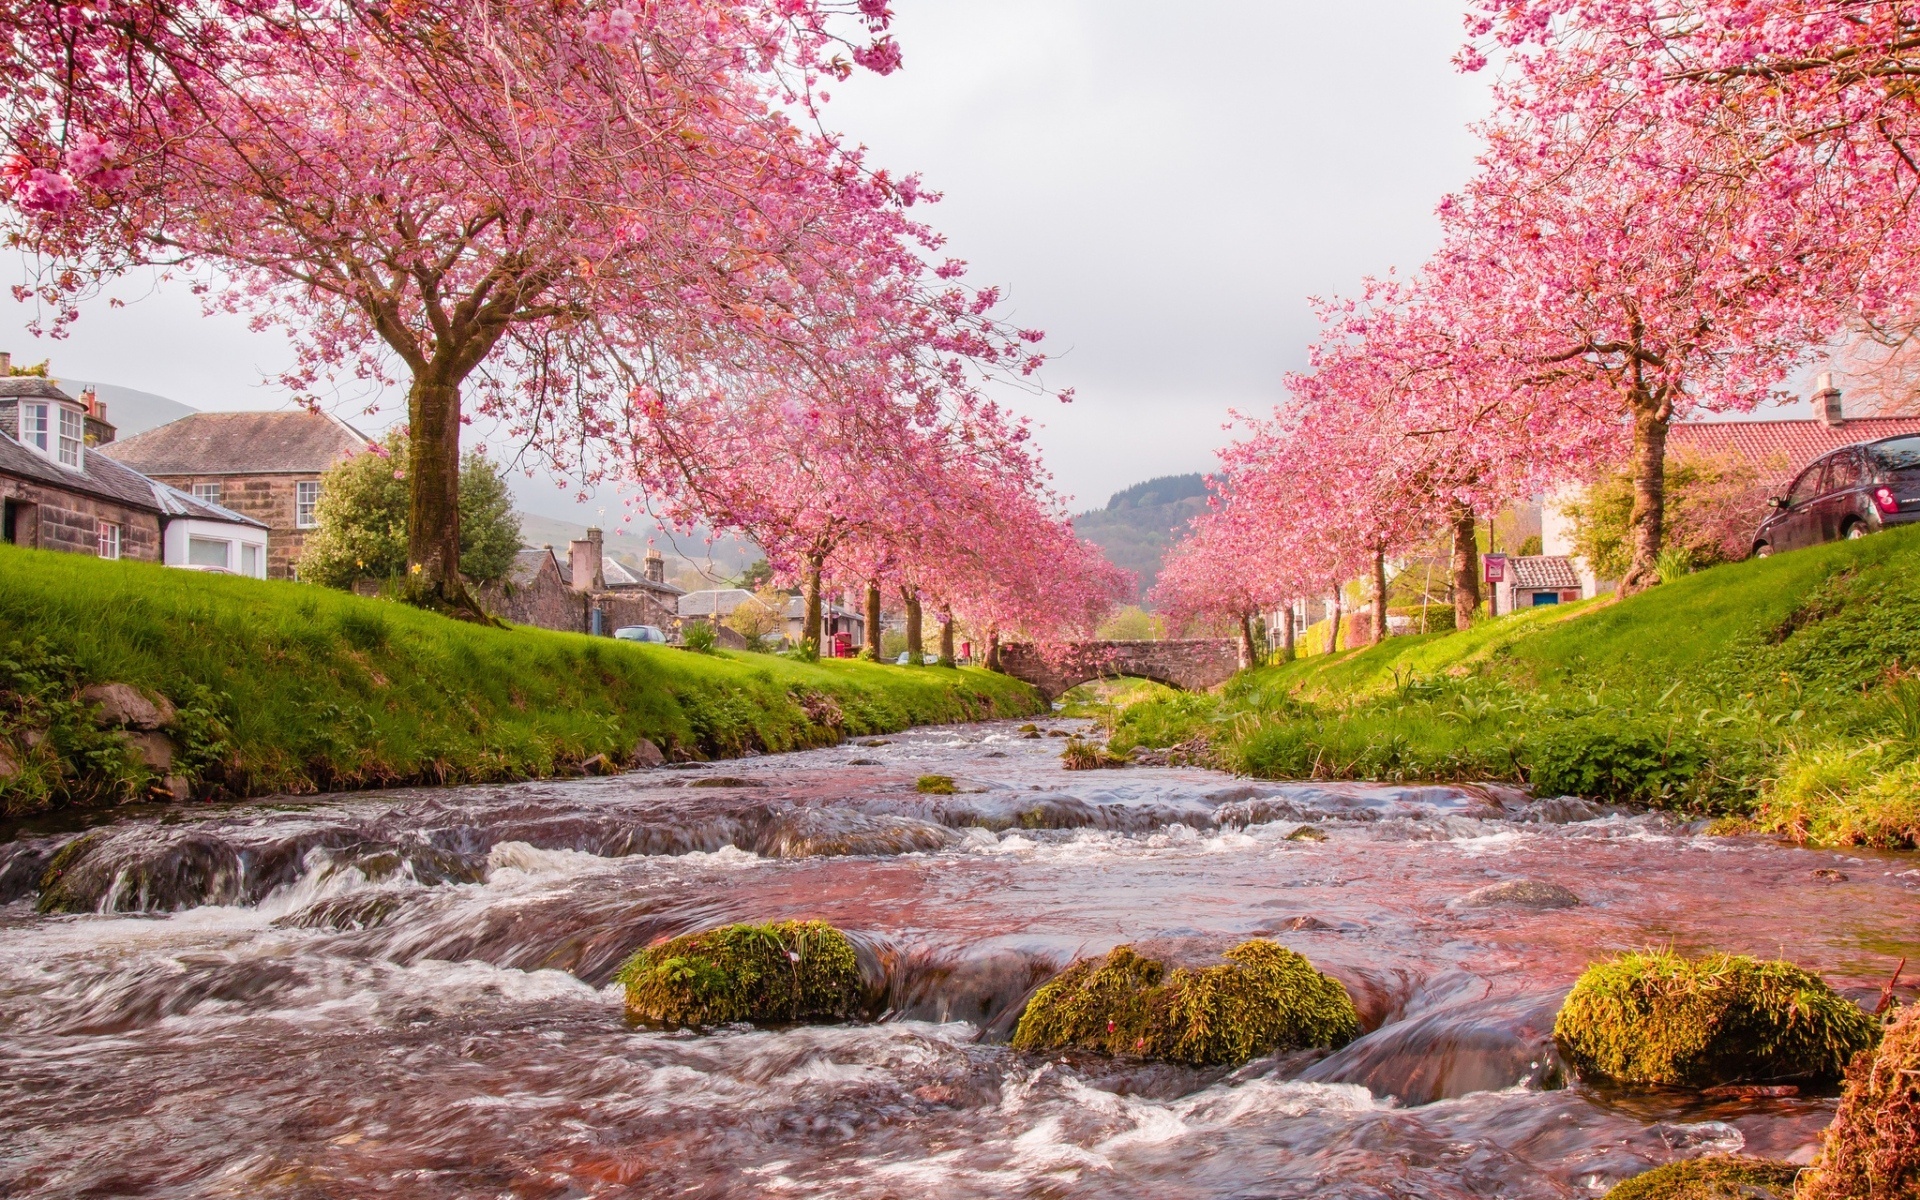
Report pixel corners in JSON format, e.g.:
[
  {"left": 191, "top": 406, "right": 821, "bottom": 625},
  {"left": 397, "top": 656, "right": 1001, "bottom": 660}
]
[{"left": 995, "top": 639, "right": 1245, "bottom": 701}]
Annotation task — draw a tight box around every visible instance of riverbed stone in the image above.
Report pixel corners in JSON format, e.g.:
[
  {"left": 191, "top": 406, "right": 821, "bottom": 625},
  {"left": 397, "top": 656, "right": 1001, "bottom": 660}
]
[
  {"left": 617, "top": 920, "right": 866, "bottom": 1029},
  {"left": 81, "top": 683, "right": 175, "bottom": 730},
  {"left": 1800, "top": 1002, "right": 1919, "bottom": 1200},
  {"left": 1601, "top": 1156, "right": 1799, "bottom": 1199},
  {"left": 630, "top": 738, "right": 665, "bottom": 769},
  {"left": 120, "top": 730, "right": 177, "bottom": 772},
  {"left": 1011, "top": 940, "right": 1359, "bottom": 1067},
  {"left": 0, "top": 743, "right": 18, "bottom": 781},
  {"left": 1554, "top": 950, "right": 1880, "bottom": 1089},
  {"left": 1452, "top": 879, "right": 1582, "bottom": 910}
]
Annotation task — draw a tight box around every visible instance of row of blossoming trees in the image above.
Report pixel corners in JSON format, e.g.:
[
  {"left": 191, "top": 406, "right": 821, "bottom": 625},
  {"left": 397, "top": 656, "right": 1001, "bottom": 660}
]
[
  {"left": 0, "top": 0, "right": 1129, "bottom": 652},
  {"left": 1155, "top": 1, "right": 1920, "bottom": 650}
]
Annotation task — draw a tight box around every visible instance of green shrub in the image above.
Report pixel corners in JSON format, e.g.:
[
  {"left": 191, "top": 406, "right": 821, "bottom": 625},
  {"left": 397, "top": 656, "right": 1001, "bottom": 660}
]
[
  {"left": 681, "top": 621, "right": 717, "bottom": 654},
  {"left": 915, "top": 774, "right": 956, "bottom": 794},
  {"left": 1526, "top": 718, "right": 1708, "bottom": 804},
  {"left": 1759, "top": 746, "right": 1920, "bottom": 850},
  {"left": 1011, "top": 940, "right": 1359, "bottom": 1067},
  {"left": 617, "top": 920, "right": 866, "bottom": 1028},
  {"left": 1554, "top": 951, "right": 1879, "bottom": 1088},
  {"left": 1601, "top": 1156, "right": 1799, "bottom": 1200},
  {"left": 1802, "top": 1003, "right": 1920, "bottom": 1200}
]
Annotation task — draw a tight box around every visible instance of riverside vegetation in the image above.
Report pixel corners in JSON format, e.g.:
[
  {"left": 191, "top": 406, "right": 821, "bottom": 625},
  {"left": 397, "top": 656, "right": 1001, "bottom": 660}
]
[
  {"left": 0, "top": 546, "right": 1043, "bottom": 817},
  {"left": 1100, "top": 526, "right": 1920, "bottom": 850}
]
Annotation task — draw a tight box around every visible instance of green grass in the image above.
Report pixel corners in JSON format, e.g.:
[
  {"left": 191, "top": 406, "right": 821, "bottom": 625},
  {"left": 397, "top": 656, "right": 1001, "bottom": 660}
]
[
  {"left": 0, "top": 545, "right": 1043, "bottom": 816},
  {"left": 1104, "top": 526, "right": 1920, "bottom": 841}
]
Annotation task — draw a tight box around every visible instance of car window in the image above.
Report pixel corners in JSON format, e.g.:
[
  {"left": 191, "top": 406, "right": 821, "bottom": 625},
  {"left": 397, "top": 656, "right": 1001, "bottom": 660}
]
[
  {"left": 1869, "top": 436, "right": 1920, "bottom": 478},
  {"left": 1825, "top": 451, "right": 1863, "bottom": 492},
  {"left": 1786, "top": 462, "right": 1826, "bottom": 507}
]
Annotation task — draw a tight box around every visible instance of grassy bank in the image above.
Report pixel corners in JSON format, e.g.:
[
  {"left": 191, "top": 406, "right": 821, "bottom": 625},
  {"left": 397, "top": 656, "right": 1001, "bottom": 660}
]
[
  {"left": 1103, "top": 526, "right": 1920, "bottom": 849},
  {"left": 0, "top": 545, "right": 1043, "bottom": 817}
]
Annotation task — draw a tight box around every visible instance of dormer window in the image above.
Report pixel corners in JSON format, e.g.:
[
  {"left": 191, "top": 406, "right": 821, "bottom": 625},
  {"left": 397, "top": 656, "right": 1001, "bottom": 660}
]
[{"left": 17, "top": 401, "right": 84, "bottom": 469}]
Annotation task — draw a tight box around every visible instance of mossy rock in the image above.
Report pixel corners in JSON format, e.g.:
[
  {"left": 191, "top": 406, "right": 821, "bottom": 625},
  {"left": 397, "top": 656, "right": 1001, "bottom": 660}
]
[
  {"left": 1554, "top": 951, "right": 1879, "bottom": 1088},
  {"left": 617, "top": 920, "right": 866, "bottom": 1029},
  {"left": 1801, "top": 1004, "right": 1920, "bottom": 1200},
  {"left": 915, "top": 774, "right": 956, "bottom": 794},
  {"left": 1602, "top": 1156, "right": 1799, "bottom": 1199},
  {"left": 1010, "top": 940, "right": 1359, "bottom": 1067}
]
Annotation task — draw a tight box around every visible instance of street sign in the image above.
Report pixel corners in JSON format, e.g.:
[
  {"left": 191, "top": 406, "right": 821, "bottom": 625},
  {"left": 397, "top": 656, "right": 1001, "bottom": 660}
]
[{"left": 1484, "top": 554, "right": 1507, "bottom": 583}]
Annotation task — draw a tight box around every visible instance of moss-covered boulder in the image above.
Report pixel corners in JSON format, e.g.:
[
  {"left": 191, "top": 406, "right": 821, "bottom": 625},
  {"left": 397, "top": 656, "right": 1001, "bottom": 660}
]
[
  {"left": 1602, "top": 1156, "right": 1799, "bottom": 1199},
  {"left": 1554, "top": 951, "right": 1879, "bottom": 1088},
  {"left": 1010, "top": 940, "right": 1359, "bottom": 1067},
  {"left": 617, "top": 920, "right": 866, "bottom": 1028},
  {"left": 1802, "top": 1004, "right": 1919, "bottom": 1200}
]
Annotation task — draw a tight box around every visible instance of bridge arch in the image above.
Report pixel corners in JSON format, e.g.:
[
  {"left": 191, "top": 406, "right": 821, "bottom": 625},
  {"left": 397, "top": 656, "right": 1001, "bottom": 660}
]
[{"left": 995, "top": 639, "right": 1244, "bottom": 701}]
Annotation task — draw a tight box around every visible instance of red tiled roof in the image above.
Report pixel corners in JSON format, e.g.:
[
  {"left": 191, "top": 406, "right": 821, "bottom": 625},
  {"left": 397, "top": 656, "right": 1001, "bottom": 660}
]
[{"left": 1667, "top": 417, "right": 1920, "bottom": 483}]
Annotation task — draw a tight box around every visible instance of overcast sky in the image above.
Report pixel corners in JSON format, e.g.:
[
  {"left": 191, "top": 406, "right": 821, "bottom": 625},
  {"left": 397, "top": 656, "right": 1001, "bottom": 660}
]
[{"left": 3, "top": 1, "right": 1496, "bottom": 518}]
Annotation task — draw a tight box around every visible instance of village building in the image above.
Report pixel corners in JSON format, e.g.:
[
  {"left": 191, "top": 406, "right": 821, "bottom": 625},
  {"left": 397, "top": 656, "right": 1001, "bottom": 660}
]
[
  {"left": 480, "top": 529, "right": 684, "bottom": 635},
  {"left": 101, "top": 409, "right": 370, "bottom": 579},
  {"left": 1, "top": 362, "right": 271, "bottom": 571},
  {"left": 677, "top": 587, "right": 866, "bottom": 653}
]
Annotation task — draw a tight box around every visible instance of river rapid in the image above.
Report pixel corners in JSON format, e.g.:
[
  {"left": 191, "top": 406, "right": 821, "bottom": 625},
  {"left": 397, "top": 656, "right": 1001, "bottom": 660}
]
[{"left": 1, "top": 718, "right": 1916, "bottom": 1199}]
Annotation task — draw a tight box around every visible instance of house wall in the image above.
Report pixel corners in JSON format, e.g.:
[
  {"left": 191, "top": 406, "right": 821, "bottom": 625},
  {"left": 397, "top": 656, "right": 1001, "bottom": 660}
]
[
  {"left": 591, "top": 588, "right": 681, "bottom": 634},
  {"left": 0, "top": 475, "right": 160, "bottom": 560},
  {"left": 479, "top": 563, "right": 588, "bottom": 632},
  {"left": 144, "top": 473, "right": 318, "bottom": 580},
  {"left": 162, "top": 517, "right": 269, "bottom": 577}
]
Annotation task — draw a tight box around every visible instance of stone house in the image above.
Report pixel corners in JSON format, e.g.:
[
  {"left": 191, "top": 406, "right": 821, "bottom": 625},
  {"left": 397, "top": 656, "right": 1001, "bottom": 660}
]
[
  {"left": 1, "top": 365, "right": 269, "bottom": 571},
  {"left": 102, "top": 409, "right": 370, "bottom": 579},
  {"left": 1493, "top": 555, "right": 1583, "bottom": 612},
  {"left": 677, "top": 587, "right": 864, "bottom": 652},
  {"left": 480, "top": 529, "right": 684, "bottom": 635}
]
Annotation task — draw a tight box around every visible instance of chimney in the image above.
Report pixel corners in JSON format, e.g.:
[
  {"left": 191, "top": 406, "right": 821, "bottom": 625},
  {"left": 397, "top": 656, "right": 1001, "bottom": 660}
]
[
  {"left": 568, "top": 528, "right": 606, "bottom": 593},
  {"left": 0, "top": 351, "right": 10, "bottom": 376},
  {"left": 1815, "top": 371, "right": 1844, "bottom": 428},
  {"left": 645, "top": 548, "right": 665, "bottom": 584}
]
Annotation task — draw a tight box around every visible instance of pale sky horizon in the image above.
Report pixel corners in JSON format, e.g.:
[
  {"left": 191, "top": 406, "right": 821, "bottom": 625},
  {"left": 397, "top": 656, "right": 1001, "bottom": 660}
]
[{"left": 0, "top": 3, "right": 1772, "bottom": 526}]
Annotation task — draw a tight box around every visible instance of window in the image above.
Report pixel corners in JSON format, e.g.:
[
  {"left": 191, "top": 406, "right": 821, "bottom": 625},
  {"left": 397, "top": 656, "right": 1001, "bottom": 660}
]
[
  {"left": 17, "top": 402, "right": 49, "bottom": 453},
  {"left": 1787, "top": 462, "right": 1826, "bottom": 507},
  {"left": 57, "top": 405, "right": 83, "bottom": 468},
  {"left": 240, "top": 543, "right": 262, "bottom": 578},
  {"left": 187, "top": 537, "right": 231, "bottom": 569},
  {"left": 1870, "top": 436, "right": 1920, "bottom": 478},
  {"left": 295, "top": 480, "right": 321, "bottom": 529},
  {"left": 97, "top": 522, "right": 121, "bottom": 559},
  {"left": 1826, "top": 451, "right": 1863, "bottom": 493},
  {"left": 192, "top": 482, "right": 222, "bottom": 505}
]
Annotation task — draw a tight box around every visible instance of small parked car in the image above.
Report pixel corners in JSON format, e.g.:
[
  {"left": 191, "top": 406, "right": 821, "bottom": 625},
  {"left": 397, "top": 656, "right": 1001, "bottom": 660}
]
[
  {"left": 1753, "top": 434, "right": 1920, "bottom": 557},
  {"left": 613, "top": 625, "right": 670, "bottom": 644},
  {"left": 895, "top": 652, "right": 939, "bottom": 665}
]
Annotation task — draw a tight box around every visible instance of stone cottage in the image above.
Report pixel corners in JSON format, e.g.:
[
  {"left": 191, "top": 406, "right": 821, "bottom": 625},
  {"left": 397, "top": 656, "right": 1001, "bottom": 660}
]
[
  {"left": 480, "top": 529, "right": 684, "bottom": 635},
  {"left": 102, "top": 409, "right": 370, "bottom": 579}
]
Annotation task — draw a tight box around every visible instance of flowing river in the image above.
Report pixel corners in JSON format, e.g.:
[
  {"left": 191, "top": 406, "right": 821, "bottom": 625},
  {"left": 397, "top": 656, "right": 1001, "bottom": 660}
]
[{"left": 2, "top": 719, "right": 1916, "bottom": 1199}]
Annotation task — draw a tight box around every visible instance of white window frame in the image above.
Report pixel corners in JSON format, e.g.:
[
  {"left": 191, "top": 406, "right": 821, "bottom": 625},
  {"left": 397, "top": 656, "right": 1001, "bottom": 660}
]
[
  {"left": 240, "top": 542, "right": 263, "bottom": 578},
  {"left": 295, "top": 480, "right": 321, "bottom": 529},
  {"left": 17, "top": 402, "right": 50, "bottom": 455},
  {"left": 97, "top": 521, "right": 121, "bottom": 559},
  {"left": 191, "top": 482, "right": 222, "bottom": 505},
  {"left": 187, "top": 536, "right": 231, "bottom": 570},
  {"left": 57, "top": 405, "right": 84, "bottom": 468}
]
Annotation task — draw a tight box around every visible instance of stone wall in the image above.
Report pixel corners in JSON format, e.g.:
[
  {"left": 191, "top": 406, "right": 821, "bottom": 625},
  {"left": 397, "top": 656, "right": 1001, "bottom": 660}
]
[
  {"left": 145, "top": 472, "right": 312, "bottom": 579},
  {"left": 0, "top": 477, "right": 161, "bottom": 561},
  {"left": 997, "top": 638, "right": 1243, "bottom": 700},
  {"left": 591, "top": 588, "right": 680, "bottom": 634}
]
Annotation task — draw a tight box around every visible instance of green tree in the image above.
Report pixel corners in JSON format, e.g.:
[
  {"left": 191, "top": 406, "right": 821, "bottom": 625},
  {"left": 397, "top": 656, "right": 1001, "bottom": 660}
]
[
  {"left": 734, "top": 557, "right": 775, "bottom": 589},
  {"left": 298, "top": 433, "right": 520, "bottom": 589},
  {"left": 1097, "top": 605, "right": 1167, "bottom": 640},
  {"left": 1561, "top": 450, "right": 1776, "bottom": 580}
]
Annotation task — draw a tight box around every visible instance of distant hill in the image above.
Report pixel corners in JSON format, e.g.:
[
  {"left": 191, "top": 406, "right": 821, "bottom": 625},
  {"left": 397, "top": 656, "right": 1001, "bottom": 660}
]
[
  {"left": 1072, "top": 473, "right": 1213, "bottom": 603},
  {"left": 58, "top": 380, "right": 198, "bottom": 438}
]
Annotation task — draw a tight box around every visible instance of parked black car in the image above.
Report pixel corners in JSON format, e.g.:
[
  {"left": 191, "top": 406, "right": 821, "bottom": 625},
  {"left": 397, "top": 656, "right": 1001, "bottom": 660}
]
[{"left": 1753, "top": 434, "right": 1920, "bottom": 557}]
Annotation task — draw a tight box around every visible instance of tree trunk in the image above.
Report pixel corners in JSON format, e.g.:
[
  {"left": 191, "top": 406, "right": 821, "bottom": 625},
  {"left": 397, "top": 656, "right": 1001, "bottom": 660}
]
[
  {"left": 1279, "top": 603, "right": 1296, "bottom": 662},
  {"left": 1238, "top": 613, "right": 1256, "bottom": 669},
  {"left": 864, "top": 580, "right": 882, "bottom": 661},
  {"left": 1619, "top": 388, "right": 1672, "bottom": 595},
  {"left": 1371, "top": 547, "right": 1389, "bottom": 646},
  {"left": 938, "top": 606, "right": 956, "bottom": 666},
  {"left": 405, "top": 376, "right": 483, "bottom": 618},
  {"left": 1449, "top": 503, "right": 1480, "bottom": 630},
  {"left": 1328, "top": 586, "right": 1344, "bottom": 655},
  {"left": 901, "top": 587, "right": 923, "bottom": 663},
  {"left": 985, "top": 628, "right": 1003, "bottom": 672},
  {"left": 802, "top": 555, "right": 824, "bottom": 660}
]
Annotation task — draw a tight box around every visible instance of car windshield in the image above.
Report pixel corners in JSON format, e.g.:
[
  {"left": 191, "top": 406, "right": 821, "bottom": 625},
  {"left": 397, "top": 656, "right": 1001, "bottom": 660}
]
[{"left": 1869, "top": 436, "right": 1920, "bottom": 477}]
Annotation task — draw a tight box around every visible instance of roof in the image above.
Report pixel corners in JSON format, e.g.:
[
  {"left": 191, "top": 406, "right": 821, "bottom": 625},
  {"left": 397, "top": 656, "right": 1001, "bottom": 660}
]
[
  {"left": 0, "top": 426, "right": 164, "bottom": 514},
  {"left": 507, "top": 547, "right": 563, "bottom": 589},
  {"left": 149, "top": 480, "right": 269, "bottom": 529},
  {"left": 1509, "top": 555, "right": 1581, "bottom": 590},
  {"left": 1667, "top": 416, "right": 1920, "bottom": 481},
  {"left": 548, "top": 550, "right": 683, "bottom": 596},
  {"left": 102, "top": 410, "right": 371, "bottom": 476},
  {"left": 680, "top": 588, "right": 759, "bottom": 618},
  {"left": 783, "top": 596, "right": 860, "bottom": 621},
  {"left": 0, "top": 377, "right": 77, "bottom": 402}
]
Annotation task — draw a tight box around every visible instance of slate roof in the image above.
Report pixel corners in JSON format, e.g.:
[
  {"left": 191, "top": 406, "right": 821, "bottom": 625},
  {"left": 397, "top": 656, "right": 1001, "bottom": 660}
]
[
  {"left": 679, "top": 587, "right": 759, "bottom": 618},
  {"left": 1509, "top": 555, "right": 1582, "bottom": 591},
  {"left": 548, "top": 549, "right": 684, "bottom": 596},
  {"left": 0, "top": 425, "right": 164, "bottom": 513},
  {"left": 1667, "top": 416, "right": 1920, "bottom": 483},
  {"left": 0, "top": 377, "right": 76, "bottom": 401},
  {"left": 149, "top": 480, "right": 269, "bottom": 528},
  {"left": 102, "top": 410, "right": 371, "bottom": 476},
  {"left": 507, "top": 547, "right": 564, "bottom": 589}
]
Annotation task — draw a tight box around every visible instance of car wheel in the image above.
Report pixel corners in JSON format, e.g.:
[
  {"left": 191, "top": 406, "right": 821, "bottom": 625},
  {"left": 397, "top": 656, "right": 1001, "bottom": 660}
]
[
  {"left": 1844, "top": 522, "right": 1867, "bottom": 540},
  {"left": 1754, "top": 543, "right": 1773, "bottom": 558}
]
